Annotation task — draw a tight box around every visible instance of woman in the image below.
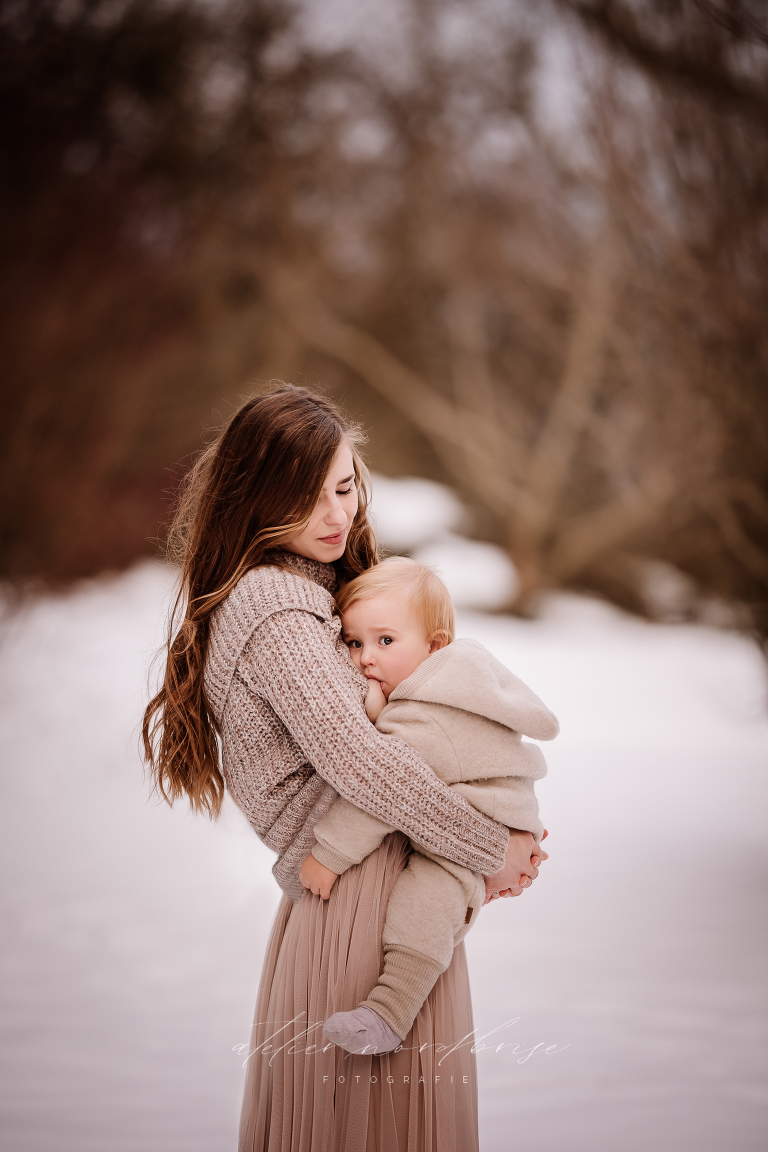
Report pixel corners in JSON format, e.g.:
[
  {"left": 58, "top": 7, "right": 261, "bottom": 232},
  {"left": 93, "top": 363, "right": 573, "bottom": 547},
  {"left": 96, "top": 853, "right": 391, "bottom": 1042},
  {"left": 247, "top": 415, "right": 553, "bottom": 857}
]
[{"left": 143, "top": 385, "right": 541, "bottom": 1151}]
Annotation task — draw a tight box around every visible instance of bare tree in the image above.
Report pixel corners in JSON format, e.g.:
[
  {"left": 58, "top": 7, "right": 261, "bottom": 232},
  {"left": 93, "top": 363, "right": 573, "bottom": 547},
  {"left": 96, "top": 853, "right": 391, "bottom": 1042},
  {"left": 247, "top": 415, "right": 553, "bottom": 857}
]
[
  {"left": 2, "top": 0, "right": 766, "bottom": 641},
  {"left": 259, "top": 1, "right": 765, "bottom": 635}
]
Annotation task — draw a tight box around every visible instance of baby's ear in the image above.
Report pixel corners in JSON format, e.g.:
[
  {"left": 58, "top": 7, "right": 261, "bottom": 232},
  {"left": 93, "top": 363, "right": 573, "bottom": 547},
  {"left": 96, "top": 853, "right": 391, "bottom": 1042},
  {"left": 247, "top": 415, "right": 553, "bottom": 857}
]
[{"left": 428, "top": 631, "right": 451, "bottom": 653}]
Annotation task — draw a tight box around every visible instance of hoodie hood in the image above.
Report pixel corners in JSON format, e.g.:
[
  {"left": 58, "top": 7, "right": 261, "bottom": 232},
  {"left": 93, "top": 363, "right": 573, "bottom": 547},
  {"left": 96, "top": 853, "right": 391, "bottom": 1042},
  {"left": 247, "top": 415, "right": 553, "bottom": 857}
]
[{"left": 388, "top": 637, "right": 559, "bottom": 740}]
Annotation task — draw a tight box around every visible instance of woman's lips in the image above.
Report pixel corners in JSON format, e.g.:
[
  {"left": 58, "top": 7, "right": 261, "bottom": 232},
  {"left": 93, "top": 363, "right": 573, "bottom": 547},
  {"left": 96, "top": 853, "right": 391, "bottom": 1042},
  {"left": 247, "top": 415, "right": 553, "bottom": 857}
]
[{"left": 318, "top": 529, "right": 346, "bottom": 544}]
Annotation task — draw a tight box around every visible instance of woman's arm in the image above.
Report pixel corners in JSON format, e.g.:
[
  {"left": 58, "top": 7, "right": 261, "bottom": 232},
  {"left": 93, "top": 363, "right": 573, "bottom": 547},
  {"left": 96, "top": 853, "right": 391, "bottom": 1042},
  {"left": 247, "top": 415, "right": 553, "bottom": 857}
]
[{"left": 242, "top": 610, "right": 509, "bottom": 875}]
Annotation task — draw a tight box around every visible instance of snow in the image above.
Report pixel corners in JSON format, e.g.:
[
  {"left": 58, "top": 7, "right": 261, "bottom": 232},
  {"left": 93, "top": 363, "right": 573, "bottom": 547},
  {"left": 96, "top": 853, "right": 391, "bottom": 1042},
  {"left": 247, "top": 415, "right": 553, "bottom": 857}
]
[
  {"left": 0, "top": 557, "right": 766, "bottom": 1151},
  {"left": 368, "top": 473, "right": 467, "bottom": 552},
  {"left": 411, "top": 534, "right": 519, "bottom": 609},
  {"left": 369, "top": 473, "right": 519, "bottom": 609}
]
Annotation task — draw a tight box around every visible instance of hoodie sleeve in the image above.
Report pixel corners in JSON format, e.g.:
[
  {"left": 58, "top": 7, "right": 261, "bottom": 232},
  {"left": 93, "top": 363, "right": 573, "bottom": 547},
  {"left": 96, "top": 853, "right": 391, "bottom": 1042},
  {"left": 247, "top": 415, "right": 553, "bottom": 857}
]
[{"left": 311, "top": 796, "right": 395, "bottom": 874}]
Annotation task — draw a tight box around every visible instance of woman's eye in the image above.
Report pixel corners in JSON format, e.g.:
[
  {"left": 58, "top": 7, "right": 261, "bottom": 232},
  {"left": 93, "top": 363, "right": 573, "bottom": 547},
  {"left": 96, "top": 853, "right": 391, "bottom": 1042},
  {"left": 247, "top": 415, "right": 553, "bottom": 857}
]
[{"left": 337, "top": 485, "right": 355, "bottom": 495}]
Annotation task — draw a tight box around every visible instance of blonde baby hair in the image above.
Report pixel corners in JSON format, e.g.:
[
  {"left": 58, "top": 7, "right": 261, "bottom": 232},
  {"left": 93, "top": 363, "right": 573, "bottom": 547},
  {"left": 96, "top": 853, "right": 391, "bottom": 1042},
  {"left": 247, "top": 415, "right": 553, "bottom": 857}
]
[{"left": 335, "top": 556, "right": 455, "bottom": 644}]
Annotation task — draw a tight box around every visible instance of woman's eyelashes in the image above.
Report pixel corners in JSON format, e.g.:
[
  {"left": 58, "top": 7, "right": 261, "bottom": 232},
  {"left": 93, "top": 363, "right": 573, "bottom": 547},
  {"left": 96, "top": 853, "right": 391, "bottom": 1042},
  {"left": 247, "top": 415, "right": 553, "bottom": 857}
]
[{"left": 337, "top": 484, "right": 355, "bottom": 495}]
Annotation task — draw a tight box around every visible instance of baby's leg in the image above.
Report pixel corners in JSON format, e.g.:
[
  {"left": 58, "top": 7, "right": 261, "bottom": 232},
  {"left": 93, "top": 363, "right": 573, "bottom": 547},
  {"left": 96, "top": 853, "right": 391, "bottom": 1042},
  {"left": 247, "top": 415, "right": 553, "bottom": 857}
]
[
  {"left": 323, "top": 852, "right": 484, "bottom": 1053},
  {"left": 365, "top": 851, "right": 484, "bottom": 1033}
]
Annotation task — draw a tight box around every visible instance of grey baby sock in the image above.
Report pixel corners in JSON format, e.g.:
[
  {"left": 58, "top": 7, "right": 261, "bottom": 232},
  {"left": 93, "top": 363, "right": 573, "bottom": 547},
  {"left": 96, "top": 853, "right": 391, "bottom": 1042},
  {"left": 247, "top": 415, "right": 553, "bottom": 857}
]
[{"left": 322, "top": 1006, "right": 402, "bottom": 1054}]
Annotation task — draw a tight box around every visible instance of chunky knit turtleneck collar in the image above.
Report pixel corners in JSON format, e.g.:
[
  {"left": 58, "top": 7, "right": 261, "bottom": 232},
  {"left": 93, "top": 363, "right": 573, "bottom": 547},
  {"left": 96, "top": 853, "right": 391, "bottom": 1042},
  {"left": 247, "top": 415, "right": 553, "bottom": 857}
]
[{"left": 264, "top": 548, "right": 339, "bottom": 596}]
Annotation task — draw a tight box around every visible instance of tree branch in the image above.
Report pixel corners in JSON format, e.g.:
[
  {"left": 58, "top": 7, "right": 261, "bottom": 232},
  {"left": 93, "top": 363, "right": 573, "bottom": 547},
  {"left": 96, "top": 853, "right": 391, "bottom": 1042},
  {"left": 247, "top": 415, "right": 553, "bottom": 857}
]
[
  {"left": 561, "top": 0, "right": 768, "bottom": 121},
  {"left": 547, "top": 468, "right": 674, "bottom": 580},
  {"left": 524, "top": 231, "right": 617, "bottom": 537},
  {"left": 270, "top": 267, "right": 540, "bottom": 522}
]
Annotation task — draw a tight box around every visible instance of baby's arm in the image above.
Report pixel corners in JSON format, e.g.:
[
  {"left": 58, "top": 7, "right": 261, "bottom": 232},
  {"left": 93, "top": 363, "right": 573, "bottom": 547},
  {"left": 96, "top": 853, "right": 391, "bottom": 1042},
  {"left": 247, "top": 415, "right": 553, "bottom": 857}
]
[{"left": 305, "top": 796, "right": 396, "bottom": 900}]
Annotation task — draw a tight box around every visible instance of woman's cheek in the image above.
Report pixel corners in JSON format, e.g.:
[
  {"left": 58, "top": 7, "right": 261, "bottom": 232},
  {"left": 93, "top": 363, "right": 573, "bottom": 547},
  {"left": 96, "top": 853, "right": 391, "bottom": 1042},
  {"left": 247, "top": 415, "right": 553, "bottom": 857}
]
[{"left": 345, "top": 494, "right": 359, "bottom": 522}]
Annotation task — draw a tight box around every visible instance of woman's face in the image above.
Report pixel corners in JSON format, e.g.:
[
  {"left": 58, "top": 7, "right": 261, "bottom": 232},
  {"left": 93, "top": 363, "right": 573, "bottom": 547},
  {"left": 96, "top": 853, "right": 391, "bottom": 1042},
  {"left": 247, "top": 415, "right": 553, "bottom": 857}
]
[{"left": 282, "top": 441, "right": 358, "bottom": 564}]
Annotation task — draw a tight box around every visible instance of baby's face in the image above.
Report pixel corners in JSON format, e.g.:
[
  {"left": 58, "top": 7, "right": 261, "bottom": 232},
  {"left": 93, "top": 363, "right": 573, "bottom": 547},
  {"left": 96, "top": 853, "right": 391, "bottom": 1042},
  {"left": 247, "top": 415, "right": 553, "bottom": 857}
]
[{"left": 341, "top": 594, "right": 436, "bottom": 699}]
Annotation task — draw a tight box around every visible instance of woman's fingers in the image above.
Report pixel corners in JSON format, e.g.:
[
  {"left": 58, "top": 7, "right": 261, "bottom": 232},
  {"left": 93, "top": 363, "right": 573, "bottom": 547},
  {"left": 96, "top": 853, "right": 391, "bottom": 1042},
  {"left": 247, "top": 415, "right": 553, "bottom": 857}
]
[
  {"left": 531, "top": 830, "right": 550, "bottom": 866},
  {"left": 494, "top": 855, "right": 548, "bottom": 899}
]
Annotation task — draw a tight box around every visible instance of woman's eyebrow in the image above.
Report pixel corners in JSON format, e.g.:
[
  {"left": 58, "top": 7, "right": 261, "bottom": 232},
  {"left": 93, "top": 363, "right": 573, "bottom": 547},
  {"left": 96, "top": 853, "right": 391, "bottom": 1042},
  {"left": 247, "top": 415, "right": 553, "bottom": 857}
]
[{"left": 335, "top": 473, "right": 355, "bottom": 485}]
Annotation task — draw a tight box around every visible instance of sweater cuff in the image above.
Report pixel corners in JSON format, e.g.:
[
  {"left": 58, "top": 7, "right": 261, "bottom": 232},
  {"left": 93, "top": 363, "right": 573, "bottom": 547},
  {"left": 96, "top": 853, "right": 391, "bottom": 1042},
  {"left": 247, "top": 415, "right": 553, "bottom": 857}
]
[{"left": 311, "top": 841, "right": 357, "bottom": 875}]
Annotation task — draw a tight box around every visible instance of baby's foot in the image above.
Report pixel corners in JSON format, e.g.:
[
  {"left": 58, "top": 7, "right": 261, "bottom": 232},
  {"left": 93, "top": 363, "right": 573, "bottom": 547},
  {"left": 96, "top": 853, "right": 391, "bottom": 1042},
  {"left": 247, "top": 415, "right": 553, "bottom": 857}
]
[{"left": 322, "top": 1006, "right": 402, "bottom": 1054}]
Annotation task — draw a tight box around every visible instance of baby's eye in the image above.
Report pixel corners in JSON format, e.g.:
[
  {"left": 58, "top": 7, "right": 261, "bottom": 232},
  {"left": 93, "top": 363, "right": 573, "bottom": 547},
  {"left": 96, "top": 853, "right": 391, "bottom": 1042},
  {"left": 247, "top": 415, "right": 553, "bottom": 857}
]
[
  {"left": 346, "top": 639, "right": 362, "bottom": 649},
  {"left": 379, "top": 636, "right": 393, "bottom": 646}
]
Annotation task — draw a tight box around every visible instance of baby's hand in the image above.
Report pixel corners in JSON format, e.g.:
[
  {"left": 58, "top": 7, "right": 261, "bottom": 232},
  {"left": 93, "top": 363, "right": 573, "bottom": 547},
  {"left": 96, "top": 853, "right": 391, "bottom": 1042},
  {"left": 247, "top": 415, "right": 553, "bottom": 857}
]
[
  {"left": 299, "top": 852, "right": 339, "bottom": 900},
  {"left": 364, "top": 678, "right": 387, "bottom": 722}
]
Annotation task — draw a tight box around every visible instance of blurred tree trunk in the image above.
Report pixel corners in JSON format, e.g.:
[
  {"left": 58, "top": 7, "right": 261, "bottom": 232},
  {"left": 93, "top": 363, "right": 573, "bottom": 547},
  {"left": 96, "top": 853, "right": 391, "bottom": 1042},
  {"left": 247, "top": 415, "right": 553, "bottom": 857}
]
[{"left": 1, "top": 0, "right": 766, "bottom": 641}]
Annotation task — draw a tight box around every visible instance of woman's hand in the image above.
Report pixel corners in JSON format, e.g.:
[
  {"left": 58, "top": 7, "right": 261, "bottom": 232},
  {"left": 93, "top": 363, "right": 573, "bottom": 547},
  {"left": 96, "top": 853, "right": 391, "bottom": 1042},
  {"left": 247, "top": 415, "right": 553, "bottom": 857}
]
[
  {"left": 531, "top": 828, "right": 549, "bottom": 869},
  {"left": 299, "top": 852, "right": 339, "bottom": 900},
  {"left": 482, "top": 828, "right": 547, "bottom": 905}
]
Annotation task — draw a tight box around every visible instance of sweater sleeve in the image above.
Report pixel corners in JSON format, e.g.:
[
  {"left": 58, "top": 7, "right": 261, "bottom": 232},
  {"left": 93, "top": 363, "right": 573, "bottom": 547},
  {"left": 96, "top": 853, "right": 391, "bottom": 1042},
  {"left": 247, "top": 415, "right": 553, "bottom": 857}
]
[{"left": 241, "top": 609, "right": 509, "bottom": 875}]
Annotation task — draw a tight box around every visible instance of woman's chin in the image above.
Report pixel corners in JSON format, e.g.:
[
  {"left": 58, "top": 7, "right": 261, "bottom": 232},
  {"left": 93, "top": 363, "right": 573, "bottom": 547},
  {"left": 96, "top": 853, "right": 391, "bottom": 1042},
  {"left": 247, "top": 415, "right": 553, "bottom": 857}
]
[{"left": 319, "top": 535, "right": 349, "bottom": 561}]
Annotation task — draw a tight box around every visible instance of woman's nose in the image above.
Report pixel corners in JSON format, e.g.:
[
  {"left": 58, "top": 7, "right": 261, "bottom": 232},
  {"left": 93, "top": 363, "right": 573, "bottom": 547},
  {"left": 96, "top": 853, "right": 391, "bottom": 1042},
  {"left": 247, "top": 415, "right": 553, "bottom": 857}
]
[{"left": 324, "top": 494, "right": 347, "bottom": 526}]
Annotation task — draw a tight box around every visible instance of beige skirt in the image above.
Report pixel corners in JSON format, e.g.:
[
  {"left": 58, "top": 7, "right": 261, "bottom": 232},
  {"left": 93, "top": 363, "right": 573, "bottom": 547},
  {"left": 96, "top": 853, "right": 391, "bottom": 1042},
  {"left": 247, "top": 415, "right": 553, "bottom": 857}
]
[{"left": 238, "top": 832, "right": 480, "bottom": 1152}]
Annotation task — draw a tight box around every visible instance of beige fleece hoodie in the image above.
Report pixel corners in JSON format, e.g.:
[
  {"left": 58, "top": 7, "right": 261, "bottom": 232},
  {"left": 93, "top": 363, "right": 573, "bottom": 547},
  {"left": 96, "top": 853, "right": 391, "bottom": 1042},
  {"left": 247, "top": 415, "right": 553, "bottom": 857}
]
[{"left": 311, "top": 637, "right": 559, "bottom": 875}]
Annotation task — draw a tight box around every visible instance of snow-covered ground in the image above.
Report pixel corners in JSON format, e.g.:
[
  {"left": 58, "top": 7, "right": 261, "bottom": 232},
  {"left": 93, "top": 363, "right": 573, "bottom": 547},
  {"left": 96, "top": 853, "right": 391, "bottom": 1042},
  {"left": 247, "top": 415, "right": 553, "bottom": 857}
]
[{"left": 0, "top": 555, "right": 766, "bottom": 1152}]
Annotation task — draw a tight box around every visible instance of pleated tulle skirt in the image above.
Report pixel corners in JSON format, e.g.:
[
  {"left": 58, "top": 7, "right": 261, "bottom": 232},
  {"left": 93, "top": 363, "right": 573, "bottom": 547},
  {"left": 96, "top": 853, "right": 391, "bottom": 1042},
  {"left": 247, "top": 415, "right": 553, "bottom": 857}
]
[{"left": 238, "top": 832, "right": 480, "bottom": 1152}]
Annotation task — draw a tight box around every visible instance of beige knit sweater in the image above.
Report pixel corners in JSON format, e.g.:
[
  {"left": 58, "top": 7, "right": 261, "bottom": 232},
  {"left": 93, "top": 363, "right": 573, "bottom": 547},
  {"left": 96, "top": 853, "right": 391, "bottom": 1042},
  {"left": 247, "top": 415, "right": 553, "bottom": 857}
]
[{"left": 202, "top": 551, "right": 510, "bottom": 900}]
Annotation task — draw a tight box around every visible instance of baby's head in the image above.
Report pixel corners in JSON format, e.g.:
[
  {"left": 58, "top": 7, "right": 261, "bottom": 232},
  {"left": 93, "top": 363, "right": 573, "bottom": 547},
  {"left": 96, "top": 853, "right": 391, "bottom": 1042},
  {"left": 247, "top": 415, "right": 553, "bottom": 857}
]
[{"left": 336, "top": 557, "right": 455, "bottom": 699}]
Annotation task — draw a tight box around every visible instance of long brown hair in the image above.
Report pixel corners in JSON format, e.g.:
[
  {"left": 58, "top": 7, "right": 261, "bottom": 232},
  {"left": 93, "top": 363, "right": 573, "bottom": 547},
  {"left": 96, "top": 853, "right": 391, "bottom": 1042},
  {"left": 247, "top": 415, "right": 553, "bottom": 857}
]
[{"left": 142, "top": 384, "right": 377, "bottom": 817}]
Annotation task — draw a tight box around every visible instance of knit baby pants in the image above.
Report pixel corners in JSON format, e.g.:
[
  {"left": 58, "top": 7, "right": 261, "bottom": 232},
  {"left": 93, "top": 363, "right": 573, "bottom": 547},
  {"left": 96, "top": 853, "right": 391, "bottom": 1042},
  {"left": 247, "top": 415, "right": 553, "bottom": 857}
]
[{"left": 360, "top": 847, "right": 487, "bottom": 1039}]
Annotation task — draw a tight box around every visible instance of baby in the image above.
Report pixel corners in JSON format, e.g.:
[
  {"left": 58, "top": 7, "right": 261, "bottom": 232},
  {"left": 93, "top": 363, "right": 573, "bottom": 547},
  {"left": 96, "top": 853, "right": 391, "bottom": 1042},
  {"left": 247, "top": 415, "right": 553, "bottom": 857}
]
[{"left": 300, "top": 557, "right": 558, "bottom": 1055}]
